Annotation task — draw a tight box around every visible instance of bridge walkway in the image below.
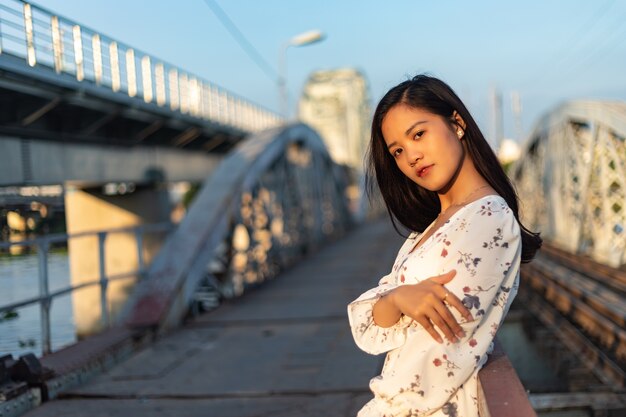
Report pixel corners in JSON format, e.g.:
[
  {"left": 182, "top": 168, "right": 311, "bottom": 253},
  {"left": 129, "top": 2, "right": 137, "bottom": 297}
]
[
  {"left": 24, "top": 218, "right": 403, "bottom": 416},
  {"left": 23, "top": 217, "right": 535, "bottom": 416}
]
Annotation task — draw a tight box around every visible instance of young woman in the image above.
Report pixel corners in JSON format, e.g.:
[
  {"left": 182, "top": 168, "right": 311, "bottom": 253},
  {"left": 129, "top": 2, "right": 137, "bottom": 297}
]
[{"left": 347, "top": 75, "right": 541, "bottom": 417}]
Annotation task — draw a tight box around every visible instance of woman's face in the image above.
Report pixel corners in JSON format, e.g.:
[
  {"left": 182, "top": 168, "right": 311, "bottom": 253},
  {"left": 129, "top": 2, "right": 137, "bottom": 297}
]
[{"left": 381, "top": 104, "right": 465, "bottom": 191}]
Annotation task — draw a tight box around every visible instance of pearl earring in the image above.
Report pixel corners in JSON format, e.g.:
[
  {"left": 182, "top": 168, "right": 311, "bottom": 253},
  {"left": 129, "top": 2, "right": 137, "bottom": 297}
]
[{"left": 457, "top": 130, "right": 463, "bottom": 137}]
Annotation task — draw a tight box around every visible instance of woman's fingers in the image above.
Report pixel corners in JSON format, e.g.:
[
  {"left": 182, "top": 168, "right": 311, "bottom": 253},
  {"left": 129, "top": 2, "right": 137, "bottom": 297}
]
[
  {"left": 428, "top": 270, "right": 473, "bottom": 320},
  {"left": 441, "top": 290, "right": 473, "bottom": 322},
  {"left": 426, "top": 306, "right": 457, "bottom": 342},
  {"left": 433, "top": 301, "right": 465, "bottom": 340},
  {"left": 415, "top": 316, "right": 443, "bottom": 344},
  {"left": 392, "top": 275, "right": 477, "bottom": 344}
]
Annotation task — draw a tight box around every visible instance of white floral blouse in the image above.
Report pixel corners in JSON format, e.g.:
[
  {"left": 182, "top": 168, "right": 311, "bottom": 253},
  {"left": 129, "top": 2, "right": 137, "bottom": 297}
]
[{"left": 347, "top": 195, "right": 521, "bottom": 417}]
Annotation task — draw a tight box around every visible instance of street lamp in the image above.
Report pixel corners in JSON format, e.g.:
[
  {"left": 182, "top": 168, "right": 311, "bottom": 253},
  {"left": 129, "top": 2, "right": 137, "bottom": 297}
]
[{"left": 279, "top": 29, "right": 326, "bottom": 120}]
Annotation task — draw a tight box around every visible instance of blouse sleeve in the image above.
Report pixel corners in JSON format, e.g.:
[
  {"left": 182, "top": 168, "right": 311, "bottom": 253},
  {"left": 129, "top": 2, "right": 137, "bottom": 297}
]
[
  {"left": 375, "top": 200, "right": 522, "bottom": 415},
  {"left": 347, "top": 233, "right": 419, "bottom": 355},
  {"left": 347, "top": 272, "right": 414, "bottom": 355}
]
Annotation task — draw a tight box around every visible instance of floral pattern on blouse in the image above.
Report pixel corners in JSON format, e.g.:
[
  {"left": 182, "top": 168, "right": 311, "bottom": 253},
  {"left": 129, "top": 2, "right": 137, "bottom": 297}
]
[{"left": 347, "top": 195, "right": 521, "bottom": 417}]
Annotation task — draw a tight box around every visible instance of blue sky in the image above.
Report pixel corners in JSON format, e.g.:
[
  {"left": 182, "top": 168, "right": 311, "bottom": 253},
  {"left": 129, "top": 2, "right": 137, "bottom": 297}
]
[{"left": 28, "top": 0, "right": 626, "bottom": 143}]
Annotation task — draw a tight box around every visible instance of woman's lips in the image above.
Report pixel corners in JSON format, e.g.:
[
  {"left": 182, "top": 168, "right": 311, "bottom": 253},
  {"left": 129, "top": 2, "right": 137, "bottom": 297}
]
[{"left": 417, "top": 165, "right": 433, "bottom": 177}]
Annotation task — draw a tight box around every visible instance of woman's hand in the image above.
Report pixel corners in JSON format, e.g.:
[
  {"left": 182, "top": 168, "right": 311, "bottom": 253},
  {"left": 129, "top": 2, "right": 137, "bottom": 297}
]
[{"left": 385, "top": 270, "right": 473, "bottom": 343}]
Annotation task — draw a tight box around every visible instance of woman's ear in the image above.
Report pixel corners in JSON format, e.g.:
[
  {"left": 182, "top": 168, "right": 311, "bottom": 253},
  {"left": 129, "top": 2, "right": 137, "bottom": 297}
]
[{"left": 452, "top": 111, "right": 467, "bottom": 131}]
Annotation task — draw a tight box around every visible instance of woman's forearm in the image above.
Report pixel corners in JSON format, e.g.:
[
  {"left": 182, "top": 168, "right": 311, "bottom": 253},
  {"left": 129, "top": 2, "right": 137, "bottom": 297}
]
[{"left": 372, "top": 289, "right": 403, "bottom": 327}]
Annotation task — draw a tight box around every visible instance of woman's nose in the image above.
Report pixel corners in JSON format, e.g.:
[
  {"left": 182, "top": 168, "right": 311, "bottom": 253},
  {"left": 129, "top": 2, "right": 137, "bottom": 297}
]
[{"left": 406, "top": 146, "right": 423, "bottom": 165}]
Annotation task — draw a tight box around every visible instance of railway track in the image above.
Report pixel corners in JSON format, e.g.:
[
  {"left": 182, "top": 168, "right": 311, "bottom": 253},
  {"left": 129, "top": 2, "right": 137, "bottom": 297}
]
[{"left": 520, "top": 243, "right": 626, "bottom": 389}]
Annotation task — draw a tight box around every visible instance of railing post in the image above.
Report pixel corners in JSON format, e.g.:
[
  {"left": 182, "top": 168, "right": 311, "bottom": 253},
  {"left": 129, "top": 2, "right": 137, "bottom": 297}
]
[
  {"left": 199, "top": 80, "right": 206, "bottom": 119},
  {"left": 51, "top": 16, "right": 63, "bottom": 73},
  {"left": 23, "top": 3, "right": 36, "bottom": 67},
  {"left": 141, "top": 55, "right": 153, "bottom": 103},
  {"left": 72, "top": 25, "right": 84, "bottom": 81},
  {"left": 97, "top": 231, "right": 109, "bottom": 328},
  {"left": 92, "top": 34, "right": 102, "bottom": 85},
  {"left": 155, "top": 62, "right": 166, "bottom": 106},
  {"left": 37, "top": 238, "right": 52, "bottom": 355},
  {"left": 109, "top": 41, "right": 120, "bottom": 92},
  {"left": 179, "top": 72, "right": 189, "bottom": 114},
  {"left": 126, "top": 48, "right": 137, "bottom": 97},
  {"left": 169, "top": 68, "right": 179, "bottom": 111}
]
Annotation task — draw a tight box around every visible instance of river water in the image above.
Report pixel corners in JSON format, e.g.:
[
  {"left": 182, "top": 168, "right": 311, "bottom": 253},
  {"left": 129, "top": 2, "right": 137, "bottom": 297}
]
[{"left": 0, "top": 252, "right": 76, "bottom": 358}]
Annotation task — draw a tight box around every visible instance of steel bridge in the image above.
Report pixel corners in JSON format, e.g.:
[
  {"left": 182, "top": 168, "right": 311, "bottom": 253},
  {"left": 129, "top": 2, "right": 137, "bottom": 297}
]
[
  {"left": 0, "top": 1, "right": 625, "bottom": 416},
  {"left": 513, "top": 100, "right": 626, "bottom": 412}
]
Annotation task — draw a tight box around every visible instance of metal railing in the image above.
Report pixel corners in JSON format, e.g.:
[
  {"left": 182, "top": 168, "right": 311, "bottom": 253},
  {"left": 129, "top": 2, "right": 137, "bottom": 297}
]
[
  {"left": 0, "top": 222, "right": 172, "bottom": 355},
  {"left": 0, "top": 0, "right": 282, "bottom": 133}
]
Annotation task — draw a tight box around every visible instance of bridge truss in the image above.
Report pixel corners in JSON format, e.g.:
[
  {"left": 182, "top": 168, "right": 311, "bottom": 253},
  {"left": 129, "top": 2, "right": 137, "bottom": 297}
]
[{"left": 514, "top": 100, "right": 626, "bottom": 268}]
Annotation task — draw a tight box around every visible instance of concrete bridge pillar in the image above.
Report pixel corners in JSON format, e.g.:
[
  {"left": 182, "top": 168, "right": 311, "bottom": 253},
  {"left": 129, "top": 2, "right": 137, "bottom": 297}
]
[{"left": 64, "top": 184, "right": 171, "bottom": 338}]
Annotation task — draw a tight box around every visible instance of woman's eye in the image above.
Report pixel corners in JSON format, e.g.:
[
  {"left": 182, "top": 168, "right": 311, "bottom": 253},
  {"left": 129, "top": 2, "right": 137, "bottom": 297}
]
[
  {"left": 414, "top": 131, "right": 424, "bottom": 140},
  {"left": 392, "top": 148, "right": 402, "bottom": 157}
]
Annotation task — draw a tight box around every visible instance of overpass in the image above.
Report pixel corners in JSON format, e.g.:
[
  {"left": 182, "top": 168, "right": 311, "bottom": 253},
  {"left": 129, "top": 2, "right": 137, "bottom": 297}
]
[{"left": 0, "top": 0, "right": 281, "bottom": 187}]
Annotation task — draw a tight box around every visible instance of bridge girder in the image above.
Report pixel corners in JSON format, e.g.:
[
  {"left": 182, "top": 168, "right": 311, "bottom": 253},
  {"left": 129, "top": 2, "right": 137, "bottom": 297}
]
[
  {"left": 0, "top": 135, "right": 221, "bottom": 187},
  {"left": 0, "top": 53, "right": 247, "bottom": 153},
  {"left": 513, "top": 100, "right": 626, "bottom": 267}
]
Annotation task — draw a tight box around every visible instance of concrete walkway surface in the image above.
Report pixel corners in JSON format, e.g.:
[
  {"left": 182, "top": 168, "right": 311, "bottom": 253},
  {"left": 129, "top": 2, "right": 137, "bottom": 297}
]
[{"left": 24, "top": 218, "right": 403, "bottom": 417}]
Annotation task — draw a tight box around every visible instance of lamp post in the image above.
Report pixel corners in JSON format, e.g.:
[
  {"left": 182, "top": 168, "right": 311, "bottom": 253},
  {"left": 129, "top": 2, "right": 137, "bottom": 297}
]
[{"left": 279, "top": 29, "right": 325, "bottom": 120}]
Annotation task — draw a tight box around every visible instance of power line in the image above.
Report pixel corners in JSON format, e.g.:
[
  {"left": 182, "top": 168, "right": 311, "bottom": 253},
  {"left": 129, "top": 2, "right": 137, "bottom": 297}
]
[
  {"left": 202, "top": 0, "right": 278, "bottom": 83},
  {"left": 519, "top": 0, "right": 616, "bottom": 87},
  {"left": 552, "top": 0, "right": 616, "bottom": 66},
  {"left": 562, "top": 7, "right": 626, "bottom": 80}
]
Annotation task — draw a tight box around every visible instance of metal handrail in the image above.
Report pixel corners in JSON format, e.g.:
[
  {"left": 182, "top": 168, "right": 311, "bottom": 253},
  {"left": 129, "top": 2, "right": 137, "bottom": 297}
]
[
  {"left": 0, "top": 0, "right": 282, "bottom": 133},
  {"left": 0, "top": 221, "right": 173, "bottom": 355}
]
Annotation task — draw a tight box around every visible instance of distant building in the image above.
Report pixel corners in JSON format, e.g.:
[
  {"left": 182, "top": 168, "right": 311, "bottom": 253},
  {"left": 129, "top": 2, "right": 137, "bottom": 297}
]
[{"left": 298, "top": 68, "right": 371, "bottom": 171}]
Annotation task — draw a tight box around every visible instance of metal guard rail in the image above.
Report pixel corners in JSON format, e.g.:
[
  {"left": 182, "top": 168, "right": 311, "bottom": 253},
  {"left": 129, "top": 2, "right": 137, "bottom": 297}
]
[
  {"left": 0, "top": 0, "right": 282, "bottom": 133},
  {"left": 0, "top": 221, "right": 173, "bottom": 354}
]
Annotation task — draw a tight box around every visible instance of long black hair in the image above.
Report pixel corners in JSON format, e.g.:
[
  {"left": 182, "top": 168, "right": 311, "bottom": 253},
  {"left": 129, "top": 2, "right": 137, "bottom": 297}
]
[{"left": 365, "top": 74, "right": 541, "bottom": 263}]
